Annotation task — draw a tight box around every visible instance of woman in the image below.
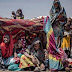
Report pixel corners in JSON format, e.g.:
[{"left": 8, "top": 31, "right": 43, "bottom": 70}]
[
  {"left": 49, "top": 0, "right": 67, "bottom": 48},
  {"left": 19, "top": 38, "right": 45, "bottom": 71},
  {"left": 1, "top": 32, "right": 14, "bottom": 66},
  {"left": 8, "top": 39, "right": 25, "bottom": 71}
]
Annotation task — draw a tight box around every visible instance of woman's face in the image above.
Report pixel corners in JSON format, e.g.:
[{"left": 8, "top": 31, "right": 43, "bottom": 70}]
[
  {"left": 4, "top": 35, "right": 10, "bottom": 44},
  {"left": 54, "top": 2, "right": 59, "bottom": 8},
  {"left": 34, "top": 43, "right": 40, "bottom": 50}
]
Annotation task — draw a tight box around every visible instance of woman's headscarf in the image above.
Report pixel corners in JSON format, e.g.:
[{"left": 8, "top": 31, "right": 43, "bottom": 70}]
[
  {"left": 1, "top": 32, "right": 14, "bottom": 58},
  {"left": 50, "top": 0, "right": 67, "bottom": 24}
]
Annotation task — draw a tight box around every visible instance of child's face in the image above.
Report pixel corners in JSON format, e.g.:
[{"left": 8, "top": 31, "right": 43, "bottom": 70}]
[
  {"left": 18, "top": 40, "right": 22, "bottom": 48},
  {"left": 4, "top": 35, "right": 10, "bottom": 44},
  {"left": 34, "top": 43, "right": 40, "bottom": 50}
]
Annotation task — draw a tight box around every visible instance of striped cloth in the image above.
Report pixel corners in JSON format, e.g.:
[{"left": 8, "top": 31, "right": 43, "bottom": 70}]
[{"left": 43, "top": 16, "right": 63, "bottom": 70}]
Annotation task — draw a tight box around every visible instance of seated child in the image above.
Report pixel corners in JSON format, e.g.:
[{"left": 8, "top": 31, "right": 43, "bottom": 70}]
[
  {"left": 19, "top": 38, "right": 45, "bottom": 71},
  {"left": 14, "top": 39, "right": 23, "bottom": 57}
]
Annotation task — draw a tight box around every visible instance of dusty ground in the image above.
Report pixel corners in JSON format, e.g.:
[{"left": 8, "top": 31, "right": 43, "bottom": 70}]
[
  {"left": 0, "top": 70, "right": 69, "bottom": 72},
  {"left": 0, "top": 69, "right": 72, "bottom": 72},
  {"left": 0, "top": 71, "right": 48, "bottom": 72}
]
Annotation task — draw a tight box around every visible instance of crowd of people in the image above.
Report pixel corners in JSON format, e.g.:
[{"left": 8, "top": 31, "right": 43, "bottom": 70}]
[{"left": 0, "top": 0, "right": 72, "bottom": 72}]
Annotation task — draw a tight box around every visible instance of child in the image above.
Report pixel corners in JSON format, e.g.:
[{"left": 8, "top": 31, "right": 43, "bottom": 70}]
[
  {"left": 44, "top": 49, "right": 49, "bottom": 70},
  {"left": 19, "top": 38, "right": 45, "bottom": 71},
  {"left": 11, "top": 11, "right": 16, "bottom": 19},
  {"left": 16, "top": 9, "right": 24, "bottom": 19}
]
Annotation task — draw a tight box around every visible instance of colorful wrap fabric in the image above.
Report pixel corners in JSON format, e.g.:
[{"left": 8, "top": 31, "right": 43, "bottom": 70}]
[
  {"left": 44, "top": 16, "right": 60, "bottom": 59},
  {"left": 43, "top": 16, "right": 64, "bottom": 70},
  {"left": 19, "top": 55, "right": 35, "bottom": 69}
]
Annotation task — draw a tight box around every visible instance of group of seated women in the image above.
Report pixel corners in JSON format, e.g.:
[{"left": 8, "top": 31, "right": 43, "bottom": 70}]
[{"left": 0, "top": 31, "right": 49, "bottom": 72}]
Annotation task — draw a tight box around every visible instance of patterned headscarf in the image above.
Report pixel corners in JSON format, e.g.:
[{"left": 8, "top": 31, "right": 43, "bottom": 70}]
[{"left": 50, "top": 0, "right": 67, "bottom": 24}]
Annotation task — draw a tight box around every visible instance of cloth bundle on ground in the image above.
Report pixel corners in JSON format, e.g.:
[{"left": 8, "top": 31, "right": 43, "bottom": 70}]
[{"left": 8, "top": 54, "right": 23, "bottom": 71}]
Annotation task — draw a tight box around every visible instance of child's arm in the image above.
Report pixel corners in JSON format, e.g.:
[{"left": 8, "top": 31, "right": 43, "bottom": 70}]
[
  {"left": 24, "top": 52, "right": 32, "bottom": 59},
  {"left": 14, "top": 48, "right": 18, "bottom": 58},
  {"left": 24, "top": 48, "right": 38, "bottom": 64},
  {"left": 14, "top": 44, "right": 18, "bottom": 58},
  {"left": 24, "top": 52, "right": 37, "bottom": 63}
]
